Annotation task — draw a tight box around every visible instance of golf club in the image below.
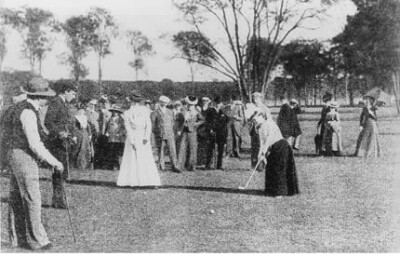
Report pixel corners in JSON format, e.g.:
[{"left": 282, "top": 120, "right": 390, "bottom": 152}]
[{"left": 238, "top": 159, "right": 262, "bottom": 190}]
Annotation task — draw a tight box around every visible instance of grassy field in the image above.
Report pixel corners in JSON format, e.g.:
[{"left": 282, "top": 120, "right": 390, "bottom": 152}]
[{"left": 1, "top": 107, "right": 400, "bottom": 253}]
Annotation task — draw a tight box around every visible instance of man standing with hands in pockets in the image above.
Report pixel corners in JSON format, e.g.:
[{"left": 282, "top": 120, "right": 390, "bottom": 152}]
[{"left": 8, "top": 77, "right": 64, "bottom": 250}]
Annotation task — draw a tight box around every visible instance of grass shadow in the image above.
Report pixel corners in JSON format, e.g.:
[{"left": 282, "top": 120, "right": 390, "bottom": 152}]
[
  {"left": 37, "top": 177, "right": 266, "bottom": 196},
  {"left": 158, "top": 185, "right": 265, "bottom": 196}
]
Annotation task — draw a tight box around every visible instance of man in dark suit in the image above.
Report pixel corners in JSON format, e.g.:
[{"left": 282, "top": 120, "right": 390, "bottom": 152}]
[
  {"left": 205, "top": 96, "right": 229, "bottom": 170},
  {"left": 44, "top": 80, "right": 76, "bottom": 209},
  {"left": 151, "top": 95, "right": 181, "bottom": 173}
]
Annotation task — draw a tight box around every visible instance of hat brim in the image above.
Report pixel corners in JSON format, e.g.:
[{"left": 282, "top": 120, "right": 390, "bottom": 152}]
[
  {"left": 21, "top": 87, "right": 56, "bottom": 97},
  {"left": 185, "top": 97, "right": 198, "bottom": 105},
  {"left": 109, "top": 109, "right": 123, "bottom": 113}
]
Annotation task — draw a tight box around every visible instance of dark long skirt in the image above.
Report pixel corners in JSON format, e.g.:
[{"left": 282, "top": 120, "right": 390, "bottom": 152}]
[{"left": 265, "top": 139, "right": 299, "bottom": 196}]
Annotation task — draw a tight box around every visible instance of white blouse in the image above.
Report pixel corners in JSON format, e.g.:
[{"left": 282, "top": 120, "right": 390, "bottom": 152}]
[{"left": 258, "top": 118, "right": 283, "bottom": 156}]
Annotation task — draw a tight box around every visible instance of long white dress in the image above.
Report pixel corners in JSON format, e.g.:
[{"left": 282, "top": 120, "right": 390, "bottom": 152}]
[{"left": 117, "top": 105, "right": 161, "bottom": 187}]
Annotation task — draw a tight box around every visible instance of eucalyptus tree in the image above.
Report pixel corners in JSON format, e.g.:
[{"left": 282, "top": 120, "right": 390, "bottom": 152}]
[
  {"left": 62, "top": 15, "right": 94, "bottom": 82},
  {"left": 333, "top": 0, "right": 400, "bottom": 111},
  {"left": 87, "top": 7, "right": 118, "bottom": 94},
  {"left": 0, "top": 7, "right": 58, "bottom": 75},
  {"left": 126, "top": 30, "right": 153, "bottom": 80},
  {"left": 172, "top": 30, "right": 216, "bottom": 89}
]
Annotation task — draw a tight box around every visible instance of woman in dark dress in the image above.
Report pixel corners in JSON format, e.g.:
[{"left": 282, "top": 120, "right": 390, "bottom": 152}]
[
  {"left": 317, "top": 92, "right": 333, "bottom": 155},
  {"left": 355, "top": 96, "right": 381, "bottom": 157},
  {"left": 277, "top": 98, "right": 302, "bottom": 150},
  {"left": 255, "top": 111, "right": 299, "bottom": 197}
]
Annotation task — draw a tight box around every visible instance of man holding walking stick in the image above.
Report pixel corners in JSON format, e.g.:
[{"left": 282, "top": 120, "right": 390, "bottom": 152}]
[
  {"left": 7, "top": 77, "right": 64, "bottom": 250},
  {"left": 45, "top": 80, "right": 76, "bottom": 209}
]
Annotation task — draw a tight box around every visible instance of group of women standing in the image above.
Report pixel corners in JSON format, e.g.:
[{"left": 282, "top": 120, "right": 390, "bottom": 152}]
[{"left": 317, "top": 92, "right": 381, "bottom": 158}]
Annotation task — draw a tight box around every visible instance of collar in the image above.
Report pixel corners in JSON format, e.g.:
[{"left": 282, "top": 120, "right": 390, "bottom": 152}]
[{"left": 27, "top": 99, "right": 40, "bottom": 111}]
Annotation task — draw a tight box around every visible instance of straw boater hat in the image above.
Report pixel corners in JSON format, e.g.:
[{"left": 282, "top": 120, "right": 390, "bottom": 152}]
[
  {"left": 329, "top": 101, "right": 339, "bottom": 108},
  {"left": 22, "top": 77, "right": 56, "bottom": 97},
  {"left": 173, "top": 100, "right": 182, "bottom": 107},
  {"left": 185, "top": 96, "right": 198, "bottom": 105},
  {"left": 290, "top": 98, "right": 299, "bottom": 105},
  {"left": 159, "top": 95, "right": 171, "bottom": 104},
  {"left": 109, "top": 104, "right": 123, "bottom": 113},
  {"left": 201, "top": 96, "right": 211, "bottom": 103}
]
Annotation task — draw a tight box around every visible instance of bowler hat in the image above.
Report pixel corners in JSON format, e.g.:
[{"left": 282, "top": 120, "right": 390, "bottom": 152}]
[
  {"left": 129, "top": 92, "right": 142, "bottom": 102},
  {"left": 214, "top": 96, "right": 222, "bottom": 104},
  {"left": 21, "top": 77, "right": 56, "bottom": 97}
]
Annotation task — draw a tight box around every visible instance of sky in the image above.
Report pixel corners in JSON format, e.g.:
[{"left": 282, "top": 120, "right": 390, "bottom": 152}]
[{"left": 1, "top": 0, "right": 358, "bottom": 82}]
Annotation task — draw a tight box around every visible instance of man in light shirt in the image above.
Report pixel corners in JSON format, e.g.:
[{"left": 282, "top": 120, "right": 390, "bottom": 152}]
[{"left": 8, "top": 77, "right": 64, "bottom": 250}]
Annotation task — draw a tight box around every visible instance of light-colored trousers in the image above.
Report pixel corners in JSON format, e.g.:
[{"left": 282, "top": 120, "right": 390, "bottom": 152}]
[
  {"left": 158, "top": 137, "right": 178, "bottom": 170},
  {"left": 8, "top": 149, "right": 50, "bottom": 249},
  {"left": 177, "top": 131, "right": 198, "bottom": 170}
]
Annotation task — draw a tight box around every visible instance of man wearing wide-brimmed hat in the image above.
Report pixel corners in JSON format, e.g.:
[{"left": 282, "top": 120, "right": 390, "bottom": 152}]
[
  {"left": 8, "top": 77, "right": 64, "bottom": 250},
  {"left": 151, "top": 95, "right": 181, "bottom": 172},
  {"left": 45, "top": 80, "right": 76, "bottom": 209}
]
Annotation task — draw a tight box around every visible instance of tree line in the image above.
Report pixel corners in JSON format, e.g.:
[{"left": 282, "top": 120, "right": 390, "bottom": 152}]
[{"left": 1, "top": 0, "right": 399, "bottom": 110}]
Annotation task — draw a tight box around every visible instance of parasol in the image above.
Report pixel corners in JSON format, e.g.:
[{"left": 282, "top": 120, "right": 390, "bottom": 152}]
[{"left": 363, "top": 87, "right": 393, "bottom": 106}]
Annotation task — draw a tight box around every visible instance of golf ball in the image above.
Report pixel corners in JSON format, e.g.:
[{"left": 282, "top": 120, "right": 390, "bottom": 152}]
[{"left": 209, "top": 209, "right": 215, "bottom": 214}]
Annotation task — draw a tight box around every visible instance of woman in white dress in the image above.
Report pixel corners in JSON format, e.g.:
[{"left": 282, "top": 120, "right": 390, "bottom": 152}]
[{"left": 117, "top": 93, "right": 161, "bottom": 187}]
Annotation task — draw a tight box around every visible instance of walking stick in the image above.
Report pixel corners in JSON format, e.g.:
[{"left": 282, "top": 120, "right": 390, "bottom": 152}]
[
  {"left": 238, "top": 159, "right": 262, "bottom": 190},
  {"left": 63, "top": 141, "right": 77, "bottom": 243}
]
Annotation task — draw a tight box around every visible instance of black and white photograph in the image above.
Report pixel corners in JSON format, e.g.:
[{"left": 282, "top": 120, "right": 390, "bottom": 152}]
[{"left": 0, "top": 0, "right": 399, "bottom": 259}]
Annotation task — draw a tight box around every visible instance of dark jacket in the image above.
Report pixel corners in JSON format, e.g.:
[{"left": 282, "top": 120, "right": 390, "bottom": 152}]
[
  {"left": 44, "top": 96, "right": 70, "bottom": 147},
  {"left": 277, "top": 103, "right": 302, "bottom": 138}
]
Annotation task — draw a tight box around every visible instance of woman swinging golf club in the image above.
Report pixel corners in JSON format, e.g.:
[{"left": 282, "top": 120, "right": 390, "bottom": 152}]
[{"left": 247, "top": 111, "right": 299, "bottom": 197}]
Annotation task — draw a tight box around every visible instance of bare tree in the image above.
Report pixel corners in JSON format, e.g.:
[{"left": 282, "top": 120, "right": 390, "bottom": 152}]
[{"left": 174, "top": 0, "right": 337, "bottom": 99}]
